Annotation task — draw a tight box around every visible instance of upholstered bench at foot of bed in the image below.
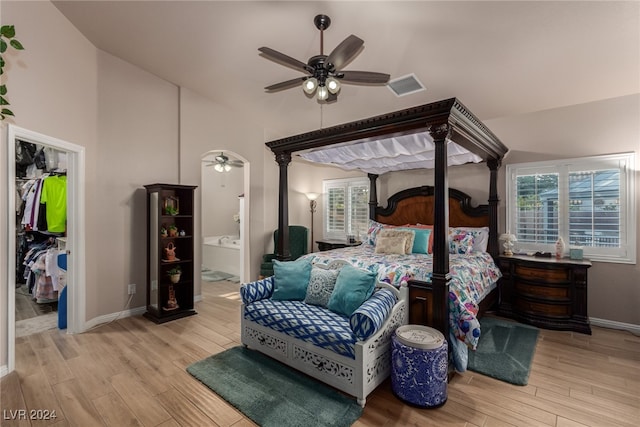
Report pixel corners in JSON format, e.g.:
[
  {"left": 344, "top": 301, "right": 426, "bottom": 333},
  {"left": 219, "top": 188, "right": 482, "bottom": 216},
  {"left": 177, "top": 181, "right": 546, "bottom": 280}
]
[{"left": 240, "top": 276, "right": 409, "bottom": 407}]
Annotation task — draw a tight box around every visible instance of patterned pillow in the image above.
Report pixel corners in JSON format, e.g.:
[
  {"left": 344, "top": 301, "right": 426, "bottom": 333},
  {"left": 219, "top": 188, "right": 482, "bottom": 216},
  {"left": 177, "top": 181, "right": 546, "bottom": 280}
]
[
  {"left": 304, "top": 267, "right": 339, "bottom": 308},
  {"left": 240, "top": 276, "right": 274, "bottom": 304},
  {"left": 450, "top": 226, "right": 490, "bottom": 252},
  {"left": 374, "top": 236, "right": 407, "bottom": 254},
  {"left": 366, "top": 219, "right": 386, "bottom": 245},
  {"left": 378, "top": 229, "right": 415, "bottom": 254},
  {"left": 350, "top": 288, "right": 397, "bottom": 341},
  {"left": 448, "top": 229, "right": 475, "bottom": 254}
]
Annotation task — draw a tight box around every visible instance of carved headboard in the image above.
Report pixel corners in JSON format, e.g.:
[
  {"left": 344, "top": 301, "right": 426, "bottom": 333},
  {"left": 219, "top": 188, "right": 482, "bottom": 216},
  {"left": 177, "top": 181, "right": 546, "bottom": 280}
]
[{"left": 374, "top": 186, "right": 489, "bottom": 227}]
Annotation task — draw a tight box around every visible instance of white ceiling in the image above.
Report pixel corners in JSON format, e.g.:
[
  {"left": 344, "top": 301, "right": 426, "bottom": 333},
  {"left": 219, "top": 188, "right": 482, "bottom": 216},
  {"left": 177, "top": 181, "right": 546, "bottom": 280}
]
[{"left": 52, "top": 1, "right": 639, "bottom": 138}]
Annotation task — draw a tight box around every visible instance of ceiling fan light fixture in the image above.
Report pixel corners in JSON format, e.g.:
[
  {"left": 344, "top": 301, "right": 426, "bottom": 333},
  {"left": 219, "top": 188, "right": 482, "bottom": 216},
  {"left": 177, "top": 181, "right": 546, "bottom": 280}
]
[
  {"left": 303, "top": 77, "right": 318, "bottom": 94},
  {"left": 214, "top": 163, "right": 224, "bottom": 173},
  {"left": 224, "top": 164, "right": 232, "bottom": 172},
  {"left": 326, "top": 77, "right": 340, "bottom": 94},
  {"left": 317, "top": 85, "right": 329, "bottom": 101}
]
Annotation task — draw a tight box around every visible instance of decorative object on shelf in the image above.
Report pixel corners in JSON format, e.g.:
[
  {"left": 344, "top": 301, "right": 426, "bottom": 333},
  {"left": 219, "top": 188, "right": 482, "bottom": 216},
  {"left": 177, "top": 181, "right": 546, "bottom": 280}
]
[
  {"left": 555, "top": 237, "right": 565, "bottom": 259},
  {"left": 164, "top": 196, "right": 179, "bottom": 216},
  {"left": 160, "top": 226, "right": 168, "bottom": 238},
  {"left": 0, "top": 25, "right": 25, "bottom": 121},
  {"left": 569, "top": 245, "right": 584, "bottom": 260},
  {"left": 259, "top": 14, "right": 390, "bottom": 103},
  {"left": 179, "top": 229, "right": 186, "bottom": 237},
  {"left": 165, "top": 285, "right": 179, "bottom": 310},
  {"left": 499, "top": 233, "right": 517, "bottom": 256},
  {"left": 168, "top": 224, "right": 178, "bottom": 237},
  {"left": 167, "top": 266, "right": 182, "bottom": 284},
  {"left": 164, "top": 242, "right": 177, "bottom": 261},
  {"left": 306, "top": 192, "right": 319, "bottom": 252}
]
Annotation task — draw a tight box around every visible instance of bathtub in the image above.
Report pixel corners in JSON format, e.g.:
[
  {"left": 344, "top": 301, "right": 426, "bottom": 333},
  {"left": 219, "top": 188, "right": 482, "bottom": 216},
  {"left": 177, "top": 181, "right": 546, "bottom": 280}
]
[{"left": 203, "top": 235, "right": 240, "bottom": 277}]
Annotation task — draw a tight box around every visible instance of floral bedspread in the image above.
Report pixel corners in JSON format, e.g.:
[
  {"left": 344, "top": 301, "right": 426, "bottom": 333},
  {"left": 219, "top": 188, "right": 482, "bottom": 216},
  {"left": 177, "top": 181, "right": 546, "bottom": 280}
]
[{"left": 299, "top": 244, "right": 501, "bottom": 356}]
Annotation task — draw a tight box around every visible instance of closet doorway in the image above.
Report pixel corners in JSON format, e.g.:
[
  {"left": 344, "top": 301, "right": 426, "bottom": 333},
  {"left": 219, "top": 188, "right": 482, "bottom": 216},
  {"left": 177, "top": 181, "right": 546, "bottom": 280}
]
[
  {"left": 5, "top": 125, "right": 86, "bottom": 374},
  {"left": 201, "top": 150, "right": 250, "bottom": 284}
]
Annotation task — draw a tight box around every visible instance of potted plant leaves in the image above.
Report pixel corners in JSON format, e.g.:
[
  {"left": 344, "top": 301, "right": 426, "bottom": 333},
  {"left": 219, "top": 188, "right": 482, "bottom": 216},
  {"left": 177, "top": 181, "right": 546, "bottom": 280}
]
[
  {"left": 167, "top": 266, "right": 181, "bottom": 284},
  {"left": 168, "top": 224, "right": 178, "bottom": 237}
]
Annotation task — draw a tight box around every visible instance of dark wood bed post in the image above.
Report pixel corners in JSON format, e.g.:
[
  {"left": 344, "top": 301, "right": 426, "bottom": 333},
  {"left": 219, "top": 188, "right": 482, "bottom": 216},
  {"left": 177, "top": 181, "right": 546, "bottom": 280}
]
[
  {"left": 276, "top": 152, "right": 292, "bottom": 261},
  {"left": 487, "top": 159, "right": 502, "bottom": 260},
  {"left": 368, "top": 173, "right": 379, "bottom": 220},
  {"left": 429, "top": 123, "right": 451, "bottom": 340}
]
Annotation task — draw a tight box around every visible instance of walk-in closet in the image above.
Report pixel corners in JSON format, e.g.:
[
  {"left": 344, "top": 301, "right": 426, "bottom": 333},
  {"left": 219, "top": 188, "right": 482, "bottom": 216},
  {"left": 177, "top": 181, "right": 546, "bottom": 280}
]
[{"left": 14, "top": 140, "right": 68, "bottom": 337}]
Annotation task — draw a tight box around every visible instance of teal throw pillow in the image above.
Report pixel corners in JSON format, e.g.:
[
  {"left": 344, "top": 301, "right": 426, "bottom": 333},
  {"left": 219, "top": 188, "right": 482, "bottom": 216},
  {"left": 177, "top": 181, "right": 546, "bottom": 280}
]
[
  {"left": 328, "top": 264, "right": 377, "bottom": 317},
  {"left": 399, "top": 227, "right": 431, "bottom": 254},
  {"left": 272, "top": 258, "right": 312, "bottom": 301}
]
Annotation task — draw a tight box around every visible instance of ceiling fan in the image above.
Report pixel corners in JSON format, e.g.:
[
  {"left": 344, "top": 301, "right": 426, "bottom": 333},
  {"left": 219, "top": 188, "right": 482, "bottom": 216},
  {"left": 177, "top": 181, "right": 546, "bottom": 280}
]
[
  {"left": 204, "top": 152, "right": 243, "bottom": 172},
  {"left": 259, "top": 14, "right": 390, "bottom": 103}
]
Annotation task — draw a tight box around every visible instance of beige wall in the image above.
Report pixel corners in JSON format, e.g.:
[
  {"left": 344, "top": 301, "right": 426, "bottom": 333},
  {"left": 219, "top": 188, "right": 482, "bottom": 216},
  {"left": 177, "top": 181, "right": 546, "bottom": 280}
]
[
  {"left": 486, "top": 94, "right": 640, "bottom": 326},
  {"left": 1, "top": 0, "right": 98, "bottom": 368}
]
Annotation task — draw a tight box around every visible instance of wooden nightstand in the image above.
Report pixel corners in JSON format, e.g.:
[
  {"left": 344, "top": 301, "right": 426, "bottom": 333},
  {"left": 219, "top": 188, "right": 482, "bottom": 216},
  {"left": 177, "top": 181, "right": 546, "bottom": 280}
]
[
  {"left": 315, "top": 239, "right": 362, "bottom": 252},
  {"left": 498, "top": 254, "right": 592, "bottom": 334}
]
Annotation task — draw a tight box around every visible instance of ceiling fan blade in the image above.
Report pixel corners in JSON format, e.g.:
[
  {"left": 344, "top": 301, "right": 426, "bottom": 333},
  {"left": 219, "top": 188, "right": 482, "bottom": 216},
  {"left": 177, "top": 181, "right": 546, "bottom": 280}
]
[
  {"left": 326, "top": 35, "right": 364, "bottom": 71},
  {"left": 258, "top": 47, "right": 312, "bottom": 73},
  {"left": 338, "top": 71, "right": 390, "bottom": 84},
  {"left": 264, "top": 77, "right": 307, "bottom": 92}
]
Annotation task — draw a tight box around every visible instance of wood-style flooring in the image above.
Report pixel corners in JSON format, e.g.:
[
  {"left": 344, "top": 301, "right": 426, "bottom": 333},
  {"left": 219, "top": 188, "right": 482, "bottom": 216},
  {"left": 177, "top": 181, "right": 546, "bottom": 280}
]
[{"left": 1, "top": 280, "right": 639, "bottom": 426}]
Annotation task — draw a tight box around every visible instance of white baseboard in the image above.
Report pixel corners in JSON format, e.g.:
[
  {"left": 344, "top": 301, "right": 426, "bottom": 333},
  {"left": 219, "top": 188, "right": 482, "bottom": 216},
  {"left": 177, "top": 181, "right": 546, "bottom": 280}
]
[
  {"left": 590, "top": 317, "right": 640, "bottom": 335},
  {"left": 194, "top": 294, "right": 202, "bottom": 303},
  {"left": 83, "top": 305, "right": 146, "bottom": 331},
  {"left": 0, "top": 365, "right": 8, "bottom": 378}
]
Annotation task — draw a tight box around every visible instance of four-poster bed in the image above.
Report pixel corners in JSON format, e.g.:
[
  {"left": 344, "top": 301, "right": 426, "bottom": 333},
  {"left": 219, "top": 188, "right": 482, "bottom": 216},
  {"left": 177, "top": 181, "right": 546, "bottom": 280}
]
[{"left": 265, "top": 98, "right": 508, "bottom": 369}]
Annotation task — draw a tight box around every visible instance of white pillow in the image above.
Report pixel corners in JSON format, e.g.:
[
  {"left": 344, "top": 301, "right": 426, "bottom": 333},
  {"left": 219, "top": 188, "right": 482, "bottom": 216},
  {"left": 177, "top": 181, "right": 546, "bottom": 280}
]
[{"left": 450, "top": 227, "right": 489, "bottom": 252}]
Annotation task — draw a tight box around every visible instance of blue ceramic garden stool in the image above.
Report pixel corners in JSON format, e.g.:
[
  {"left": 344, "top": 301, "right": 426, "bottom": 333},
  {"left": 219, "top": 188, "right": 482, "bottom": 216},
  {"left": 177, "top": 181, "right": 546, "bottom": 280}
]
[{"left": 391, "top": 325, "right": 448, "bottom": 408}]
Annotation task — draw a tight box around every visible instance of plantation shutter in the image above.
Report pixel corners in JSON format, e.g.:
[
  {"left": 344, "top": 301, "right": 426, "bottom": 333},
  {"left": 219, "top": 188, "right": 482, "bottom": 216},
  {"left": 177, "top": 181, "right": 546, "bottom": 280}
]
[{"left": 323, "top": 178, "right": 369, "bottom": 240}]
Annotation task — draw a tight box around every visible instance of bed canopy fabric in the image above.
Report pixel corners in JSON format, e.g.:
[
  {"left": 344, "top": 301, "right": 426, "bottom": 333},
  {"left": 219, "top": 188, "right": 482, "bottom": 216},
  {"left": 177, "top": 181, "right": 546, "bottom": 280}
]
[
  {"left": 265, "top": 98, "right": 508, "bottom": 315},
  {"left": 298, "top": 133, "right": 484, "bottom": 174}
]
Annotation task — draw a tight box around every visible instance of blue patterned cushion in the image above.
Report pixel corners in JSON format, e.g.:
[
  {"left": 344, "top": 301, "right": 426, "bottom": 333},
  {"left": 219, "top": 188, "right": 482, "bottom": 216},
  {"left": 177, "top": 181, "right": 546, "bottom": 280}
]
[
  {"left": 240, "top": 276, "right": 274, "bottom": 304},
  {"left": 272, "top": 258, "right": 313, "bottom": 301},
  {"left": 350, "top": 289, "right": 397, "bottom": 340},
  {"left": 244, "top": 300, "right": 356, "bottom": 359},
  {"left": 328, "top": 265, "right": 377, "bottom": 317},
  {"left": 304, "top": 267, "right": 339, "bottom": 308}
]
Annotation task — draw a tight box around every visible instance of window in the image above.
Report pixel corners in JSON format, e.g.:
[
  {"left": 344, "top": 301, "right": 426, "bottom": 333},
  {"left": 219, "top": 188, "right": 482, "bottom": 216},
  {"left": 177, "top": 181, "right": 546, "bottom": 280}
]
[
  {"left": 323, "top": 177, "right": 369, "bottom": 240},
  {"left": 506, "top": 153, "right": 636, "bottom": 264}
]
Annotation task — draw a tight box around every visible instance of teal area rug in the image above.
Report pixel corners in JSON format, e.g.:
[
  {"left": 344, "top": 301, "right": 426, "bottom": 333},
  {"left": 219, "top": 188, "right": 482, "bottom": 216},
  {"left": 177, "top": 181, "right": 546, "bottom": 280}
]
[
  {"left": 187, "top": 347, "right": 363, "bottom": 427},
  {"left": 201, "top": 269, "right": 239, "bottom": 283},
  {"left": 468, "top": 316, "right": 539, "bottom": 385}
]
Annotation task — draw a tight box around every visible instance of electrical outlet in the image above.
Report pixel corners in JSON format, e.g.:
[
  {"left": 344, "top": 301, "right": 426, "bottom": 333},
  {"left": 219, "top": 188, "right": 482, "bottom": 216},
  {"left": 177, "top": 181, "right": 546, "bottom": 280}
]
[{"left": 128, "top": 283, "right": 136, "bottom": 295}]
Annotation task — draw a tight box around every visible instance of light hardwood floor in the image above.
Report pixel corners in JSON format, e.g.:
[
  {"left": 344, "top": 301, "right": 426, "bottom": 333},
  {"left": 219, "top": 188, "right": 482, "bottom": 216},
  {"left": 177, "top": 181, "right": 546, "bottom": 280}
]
[{"left": 2, "top": 280, "right": 639, "bottom": 427}]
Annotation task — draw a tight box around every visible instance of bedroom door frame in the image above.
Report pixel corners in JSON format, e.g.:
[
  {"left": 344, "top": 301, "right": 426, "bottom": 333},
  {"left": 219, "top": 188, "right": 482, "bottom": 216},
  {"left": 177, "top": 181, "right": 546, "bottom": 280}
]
[{"left": 5, "top": 124, "right": 86, "bottom": 374}]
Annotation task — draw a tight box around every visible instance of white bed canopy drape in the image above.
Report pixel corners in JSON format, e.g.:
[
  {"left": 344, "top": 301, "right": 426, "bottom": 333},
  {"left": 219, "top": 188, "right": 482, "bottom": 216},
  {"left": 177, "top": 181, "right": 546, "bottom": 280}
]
[{"left": 298, "top": 132, "right": 483, "bottom": 174}]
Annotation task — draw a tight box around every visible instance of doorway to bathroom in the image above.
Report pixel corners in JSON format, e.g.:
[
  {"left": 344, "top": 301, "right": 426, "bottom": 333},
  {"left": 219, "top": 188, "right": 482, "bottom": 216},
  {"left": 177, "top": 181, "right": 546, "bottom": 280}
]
[{"left": 201, "top": 150, "right": 249, "bottom": 284}]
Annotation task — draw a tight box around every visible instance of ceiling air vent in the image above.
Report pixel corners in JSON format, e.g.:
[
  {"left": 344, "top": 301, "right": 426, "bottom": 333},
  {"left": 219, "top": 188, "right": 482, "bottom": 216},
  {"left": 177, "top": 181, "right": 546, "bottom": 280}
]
[{"left": 387, "top": 73, "right": 426, "bottom": 97}]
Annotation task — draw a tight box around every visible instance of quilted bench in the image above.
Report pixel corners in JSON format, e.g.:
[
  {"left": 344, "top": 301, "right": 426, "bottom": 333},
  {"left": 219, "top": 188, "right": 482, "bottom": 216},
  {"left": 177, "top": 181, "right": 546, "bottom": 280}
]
[{"left": 240, "top": 260, "right": 408, "bottom": 407}]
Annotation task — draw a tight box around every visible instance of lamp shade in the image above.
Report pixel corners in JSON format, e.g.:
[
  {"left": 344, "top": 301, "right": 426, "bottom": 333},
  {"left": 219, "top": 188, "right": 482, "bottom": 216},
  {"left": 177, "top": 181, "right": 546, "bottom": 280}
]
[
  {"left": 303, "top": 78, "right": 318, "bottom": 94},
  {"left": 306, "top": 192, "right": 319, "bottom": 201},
  {"left": 326, "top": 77, "right": 340, "bottom": 94},
  {"left": 499, "top": 233, "right": 517, "bottom": 242},
  {"left": 317, "top": 85, "right": 329, "bottom": 101}
]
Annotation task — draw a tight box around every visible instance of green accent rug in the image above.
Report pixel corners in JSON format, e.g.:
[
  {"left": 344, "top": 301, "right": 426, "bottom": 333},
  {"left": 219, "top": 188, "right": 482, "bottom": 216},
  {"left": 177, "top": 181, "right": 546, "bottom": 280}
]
[
  {"left": 187, "top": 347, "right": 363, "bottom": 427},
  {"left": 468, "top": 316, "right": 540, "bottom": 385}
]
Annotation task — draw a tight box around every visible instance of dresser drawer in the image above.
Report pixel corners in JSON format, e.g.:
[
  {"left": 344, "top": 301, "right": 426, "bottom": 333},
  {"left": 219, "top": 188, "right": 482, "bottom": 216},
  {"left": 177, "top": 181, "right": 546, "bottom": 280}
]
[
  {"left": 515, "top": 282, "right": 569, "bottom": 299},
  {"left": 516, "top": 299, "right": 570, "bottom": 317},
  {"left": 515, "top": 265, "right": 569, "bottom": 283}
]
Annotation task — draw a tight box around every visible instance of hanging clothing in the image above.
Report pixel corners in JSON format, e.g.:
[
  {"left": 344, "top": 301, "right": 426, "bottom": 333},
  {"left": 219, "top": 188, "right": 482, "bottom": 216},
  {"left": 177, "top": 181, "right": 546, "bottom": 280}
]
[{"left": 40, "top": 175, "right": 67, "bottom": 233}]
